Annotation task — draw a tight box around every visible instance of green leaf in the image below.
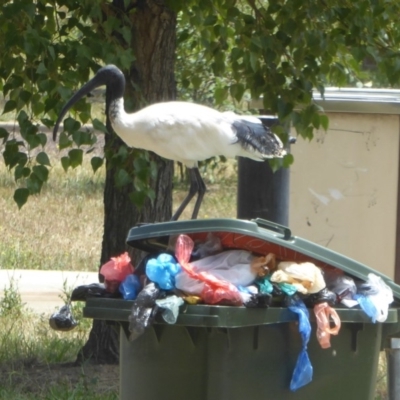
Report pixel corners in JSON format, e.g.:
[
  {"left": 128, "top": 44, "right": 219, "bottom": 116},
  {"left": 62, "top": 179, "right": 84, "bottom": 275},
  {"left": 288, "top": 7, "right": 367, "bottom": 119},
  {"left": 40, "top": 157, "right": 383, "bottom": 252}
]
[
  {"left": 36, "top": 152, "right": 51, "bottom": 166},
  {"left": 0, "top": 127, "right": 9, "bottom": 142},
  {"left": 312, "top": 113, "right": 320, "bottom": 129},
  {"left": 129, "top": 190, "right": 147, "bottom": 208},
  {"left": 230, "top": 83, "right": 245, "bottom": 102},
  {"left": 283, "top": 153, "right": 294, "bottom": 168},
  {"left": 191, "top": 75, "right": 202, "bottom": 90},
  {"left": 68, "top": 149, "right": 83, "bottom": 168},
  {"left": 92, "top": 118, "right": 108, "bottom": 133},
  {"left": 40, "top": 118, "right": 54, "bottom": 128},
  {"left": 320, "top": 115, "right": 329, "bottom": 131},
  {"left": 2, "top": 100, "right": 17, "bottom": 114},
  {"left": 115, "top": 168, "right": 132, "bottom": 188},
  {"left": 73, "top": 130, "right": 92, "bottom": 146},
  {"left": 214, "top": 87, "right": 228, "bottom": 105},
  {"left": 64, "top": 117, "right": 81, "bottom": 133},
  {"left": 25, "top": 134, "right": 41, "bottom": 150},
  {"left": 13, "top": 188, "right": 29, "bottom": 209},
  {"left": 14, "top": 165, "right": 30, "bottom": 181},
  {"left": 91, "top": 156, "right": 103, "bottom": 173},
  {"left": 59, "top": 132, "right": 73, "bottom": 150},
  {"left": 19, "top": 90, "right": 32, "bottom": 104},
  {"left": 61, "top": 156, "right": 70, "bottom": 172},
  {"left": 250, "top": 52, "right": 259, "bottom": 72},
  {"left": 37, "top": 133, "right": 47, "bottom": 147},
  {"left": 204, "top": 15, "right": 218, "bottom": 26},
  {"left": 26, "top": 174, "right": 43, "bottom": 194},
  {"left": 32, "top": 165, "right": 49, "bottom": 182}
]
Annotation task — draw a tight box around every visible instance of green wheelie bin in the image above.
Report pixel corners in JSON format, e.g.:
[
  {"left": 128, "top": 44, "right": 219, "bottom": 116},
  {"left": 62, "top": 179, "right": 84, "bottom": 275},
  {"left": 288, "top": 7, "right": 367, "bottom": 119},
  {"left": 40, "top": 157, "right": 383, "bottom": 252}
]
[{"left": 83, "top": 218, "right": 400, "bottom": 400}]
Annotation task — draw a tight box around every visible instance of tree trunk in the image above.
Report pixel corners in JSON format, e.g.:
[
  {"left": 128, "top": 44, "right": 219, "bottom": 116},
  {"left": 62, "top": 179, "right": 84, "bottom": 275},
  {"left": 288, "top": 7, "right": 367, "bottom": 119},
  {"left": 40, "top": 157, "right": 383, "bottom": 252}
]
[{"left": 76, "top": 0, "right": 176, "bottom": 365}]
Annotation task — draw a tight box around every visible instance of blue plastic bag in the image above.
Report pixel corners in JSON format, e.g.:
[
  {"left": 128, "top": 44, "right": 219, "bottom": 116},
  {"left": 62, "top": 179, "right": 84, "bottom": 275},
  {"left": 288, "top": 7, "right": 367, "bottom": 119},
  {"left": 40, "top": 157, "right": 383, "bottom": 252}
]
[
  {"left": 146, "top": 253, "right": 182, "bottom": 290},
  {"left": 288, "top": 298, "right": 313, "bottom": 391},
  {"left": 354, "top": 294, "right": 378, "bottom": 323},
  {"left": 119, "top": 274, "right": 141, "bottom": 300}
]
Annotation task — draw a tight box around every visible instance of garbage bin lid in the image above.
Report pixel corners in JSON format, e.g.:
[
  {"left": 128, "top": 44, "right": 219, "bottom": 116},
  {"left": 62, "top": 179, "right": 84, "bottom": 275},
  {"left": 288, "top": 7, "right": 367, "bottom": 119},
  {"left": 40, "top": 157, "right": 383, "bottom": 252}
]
[{"left": 126, "top": 218, "right": 400, "bottom": 300}]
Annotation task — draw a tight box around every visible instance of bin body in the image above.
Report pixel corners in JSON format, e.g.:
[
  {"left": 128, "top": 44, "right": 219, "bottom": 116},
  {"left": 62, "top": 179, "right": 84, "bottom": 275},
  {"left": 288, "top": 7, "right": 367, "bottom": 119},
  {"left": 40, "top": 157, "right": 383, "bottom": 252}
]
[
  {"left": 83, "top": 218, "right": 400, "bottom": 400},
  {"left": 119, "top": 321, "right": 381, "bottom": 400}
]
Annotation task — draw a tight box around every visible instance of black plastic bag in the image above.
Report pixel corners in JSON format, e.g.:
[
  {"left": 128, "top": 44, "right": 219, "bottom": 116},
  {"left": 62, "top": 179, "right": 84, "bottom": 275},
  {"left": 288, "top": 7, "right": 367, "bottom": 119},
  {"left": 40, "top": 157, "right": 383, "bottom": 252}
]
[
  {"left": 128, "top": 283, "right": 161, "bottom": 341},
  {"left": 49, "top": 304, "right": 78, "bottom": 332}
]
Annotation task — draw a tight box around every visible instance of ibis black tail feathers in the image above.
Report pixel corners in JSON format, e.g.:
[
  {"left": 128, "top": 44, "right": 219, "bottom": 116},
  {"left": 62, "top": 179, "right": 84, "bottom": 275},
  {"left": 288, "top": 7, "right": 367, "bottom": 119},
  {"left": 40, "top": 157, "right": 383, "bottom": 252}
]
[{"left": 233, "top": 119, "right": 286, "bottom": 158}]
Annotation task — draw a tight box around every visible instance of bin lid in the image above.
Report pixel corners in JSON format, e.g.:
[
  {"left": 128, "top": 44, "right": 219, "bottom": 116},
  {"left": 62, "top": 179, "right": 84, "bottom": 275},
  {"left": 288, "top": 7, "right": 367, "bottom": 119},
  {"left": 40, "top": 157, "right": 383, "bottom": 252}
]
[{"left": 126, "top": 218, "right": 400, "bottom": 300}]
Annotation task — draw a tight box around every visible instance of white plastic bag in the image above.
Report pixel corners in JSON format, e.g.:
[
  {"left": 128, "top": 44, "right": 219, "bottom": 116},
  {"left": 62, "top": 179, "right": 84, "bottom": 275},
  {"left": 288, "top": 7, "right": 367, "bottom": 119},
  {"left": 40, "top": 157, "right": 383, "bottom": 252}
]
[
  {"left": 271, "top": 261, "right": 325, "bottom": 294},
  {"left": 358, "top": 273, "right": 393, "bottom": 322},
  {"left": 175, "top": 250, "right": 257, "bottom": 295}
]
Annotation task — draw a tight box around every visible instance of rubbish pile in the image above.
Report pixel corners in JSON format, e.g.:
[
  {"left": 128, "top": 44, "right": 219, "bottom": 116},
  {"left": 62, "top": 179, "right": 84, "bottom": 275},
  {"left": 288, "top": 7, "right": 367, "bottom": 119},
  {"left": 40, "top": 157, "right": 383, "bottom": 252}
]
[{"left": 52, "top": 232, "right": 394, "bottom": 391}]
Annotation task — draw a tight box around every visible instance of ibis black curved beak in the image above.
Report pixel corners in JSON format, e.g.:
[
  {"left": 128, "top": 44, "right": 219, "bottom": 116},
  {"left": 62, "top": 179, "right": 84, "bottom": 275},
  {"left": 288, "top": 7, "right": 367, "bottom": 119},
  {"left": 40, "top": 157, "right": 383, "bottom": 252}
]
[{"left": 53, "top": 65, "right": 125, "bottom": 141}]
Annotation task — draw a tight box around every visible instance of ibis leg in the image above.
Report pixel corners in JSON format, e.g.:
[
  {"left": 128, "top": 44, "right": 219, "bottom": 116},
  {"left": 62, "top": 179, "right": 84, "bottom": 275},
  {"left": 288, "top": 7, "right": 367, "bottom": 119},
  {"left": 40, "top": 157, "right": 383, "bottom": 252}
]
[
  {"left": 191, "top": 169, "right": 206, "bottom": 219},
  {"left": 171, "top": 168, "right": 201, "bottom": 221}
]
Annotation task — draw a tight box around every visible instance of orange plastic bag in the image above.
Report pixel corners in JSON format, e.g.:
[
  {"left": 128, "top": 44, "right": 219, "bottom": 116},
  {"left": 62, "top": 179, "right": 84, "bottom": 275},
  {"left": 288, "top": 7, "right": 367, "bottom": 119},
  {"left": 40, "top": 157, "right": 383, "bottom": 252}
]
[
  {"left": 313, "top": 302, "right": 341, "bottom": 349},
  {"left": 175, "top": 234, "right": 242, "bottom": 306},
  {"left": 100, "top": 252, "right": 134, "bottom": 293}
]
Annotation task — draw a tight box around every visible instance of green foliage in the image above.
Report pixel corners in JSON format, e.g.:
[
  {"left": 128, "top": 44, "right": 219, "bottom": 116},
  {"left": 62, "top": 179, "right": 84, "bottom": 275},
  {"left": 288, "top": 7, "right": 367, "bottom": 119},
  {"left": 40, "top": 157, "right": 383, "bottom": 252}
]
[
  {"left": 0, "top": 0, "right": 135, "bottom": 207},
  {"left": 2, "top": 0, "right": 400, "bottom": 206},
  {"left": 176, "top": 0, "right": 400, "bottom": 146}
]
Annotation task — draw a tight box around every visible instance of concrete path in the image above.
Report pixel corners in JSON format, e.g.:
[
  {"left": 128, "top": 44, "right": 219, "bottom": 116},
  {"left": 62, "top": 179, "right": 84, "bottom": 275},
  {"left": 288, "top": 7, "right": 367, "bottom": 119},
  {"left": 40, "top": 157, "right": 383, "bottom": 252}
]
[{"left": 0, "top": 269, "right": 99, "bottom": 314}]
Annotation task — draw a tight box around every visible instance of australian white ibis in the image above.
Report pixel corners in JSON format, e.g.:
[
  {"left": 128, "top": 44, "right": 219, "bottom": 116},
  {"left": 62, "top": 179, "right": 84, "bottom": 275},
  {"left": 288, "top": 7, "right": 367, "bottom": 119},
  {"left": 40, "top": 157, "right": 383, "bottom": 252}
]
[{"left": 53, "top": 65, "right": 286, "bottom": 220}]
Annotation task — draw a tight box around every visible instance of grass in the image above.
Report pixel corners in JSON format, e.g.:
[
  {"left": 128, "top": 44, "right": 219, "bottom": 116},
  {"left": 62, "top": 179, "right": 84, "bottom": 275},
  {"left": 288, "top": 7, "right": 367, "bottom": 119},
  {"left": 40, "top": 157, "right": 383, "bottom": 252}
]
[{"left": 0, "top": 143, "right": 236, "bottom": 272}]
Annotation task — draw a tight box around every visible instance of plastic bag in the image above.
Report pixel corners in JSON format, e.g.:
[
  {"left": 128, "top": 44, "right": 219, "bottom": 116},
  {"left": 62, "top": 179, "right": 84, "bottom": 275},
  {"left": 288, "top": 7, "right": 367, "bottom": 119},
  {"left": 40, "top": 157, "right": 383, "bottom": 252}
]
[
  {"left": 145, "top": 253, "right": 181, "bottom": 290},
  {"left": 175, "top": 235, "right": 244, "bottom": 305},
  {"left": 356, "top": 273, "right": 393, "bottom": 322},
  {"left": 354, "top": 294, "right": 378, "bottom": 322},
  {"left": 313, "top": 302, "right": 341, "bottom": 349},
  {"left": 271, "top": 261, "right": 325, "bottom": 294},
  {"left": 256, "top": 275, "right": 274, "bottom": 294},
  {"left": 128, "top": 283, "right": 160, "bottom": 341},
  {"left": 287, "top": 297, "right": 313, "bottom": 391},
  {"left": 71, "top": 283, "right": 108, "bottom": 301},
  {"left": 119, "top": 274, "right": 141, "bottom": 300},
  {"left": 155, "top": 295, "right": 184, "bottom": 324},
  {"left": 304, "top": 287, "right": 337, "bottom": 307},
  {"left": 191, "top": 233, "right": 223, "bottom": 259},
  {"left": 100, "top": 252, "right": 134, "bottom": 293},
  {"left": 243, "top": 292, "right": 272, "bottom": 308},
  {"left": 326, "top": 274, "right": 357, "bottom": 307},
  {"left": 49, "top": 304, "right": 78, "bottom": 332}
]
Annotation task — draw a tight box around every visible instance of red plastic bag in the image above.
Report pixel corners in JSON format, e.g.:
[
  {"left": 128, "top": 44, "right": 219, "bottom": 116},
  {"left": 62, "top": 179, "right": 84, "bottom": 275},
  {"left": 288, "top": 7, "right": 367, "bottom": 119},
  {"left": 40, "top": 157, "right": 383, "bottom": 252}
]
[
  {"left": 175, "top": 235, "right": 242, "bottom": 306},
  {"left": 100, "top": 252, "right": 134, "bottom": 293}
]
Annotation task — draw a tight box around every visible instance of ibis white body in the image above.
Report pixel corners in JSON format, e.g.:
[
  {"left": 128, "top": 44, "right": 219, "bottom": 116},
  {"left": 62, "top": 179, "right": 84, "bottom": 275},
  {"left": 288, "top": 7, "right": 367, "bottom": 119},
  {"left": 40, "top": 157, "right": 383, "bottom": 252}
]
[{"left": 111, "top": 99, "right": 281, "bottom": 168}]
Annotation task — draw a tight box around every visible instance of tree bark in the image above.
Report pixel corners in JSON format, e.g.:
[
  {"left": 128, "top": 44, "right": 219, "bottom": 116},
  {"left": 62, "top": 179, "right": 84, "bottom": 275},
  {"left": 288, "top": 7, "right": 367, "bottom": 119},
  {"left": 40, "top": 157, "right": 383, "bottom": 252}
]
[{"left": 76, "top": 0, "right": 176, "bottom": 365}]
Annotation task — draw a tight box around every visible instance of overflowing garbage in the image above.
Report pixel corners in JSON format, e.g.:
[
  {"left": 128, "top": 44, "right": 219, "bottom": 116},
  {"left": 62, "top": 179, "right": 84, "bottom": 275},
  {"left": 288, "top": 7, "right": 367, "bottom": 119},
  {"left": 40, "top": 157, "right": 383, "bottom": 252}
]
[{"left": 63, "top": 231, "right": 394, "bottom": 391}]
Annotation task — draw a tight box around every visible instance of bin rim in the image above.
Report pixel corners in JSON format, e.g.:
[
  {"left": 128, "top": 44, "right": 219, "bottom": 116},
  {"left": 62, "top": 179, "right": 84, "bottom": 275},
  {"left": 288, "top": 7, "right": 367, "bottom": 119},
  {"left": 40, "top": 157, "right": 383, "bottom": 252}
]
[{"left": 126, "top": 218, "right": 400, "bottom": 301}]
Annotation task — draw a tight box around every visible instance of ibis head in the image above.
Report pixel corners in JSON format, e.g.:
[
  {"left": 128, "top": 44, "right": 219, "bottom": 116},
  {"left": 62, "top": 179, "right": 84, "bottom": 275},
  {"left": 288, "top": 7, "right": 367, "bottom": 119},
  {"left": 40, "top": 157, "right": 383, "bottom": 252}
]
[{"left": 53, "top": 65, "right": 125, "bottom": 141}]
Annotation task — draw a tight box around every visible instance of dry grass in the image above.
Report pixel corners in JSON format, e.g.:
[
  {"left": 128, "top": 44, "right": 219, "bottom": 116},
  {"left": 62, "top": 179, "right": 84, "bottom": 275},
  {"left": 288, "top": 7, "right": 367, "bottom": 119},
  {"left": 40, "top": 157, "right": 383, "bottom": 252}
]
[
  {"left": 0, "top": 159, "right": 105, "bottom": 271},
  {"left": 0, "top": 135, "right": 237, "bottom": 272}
]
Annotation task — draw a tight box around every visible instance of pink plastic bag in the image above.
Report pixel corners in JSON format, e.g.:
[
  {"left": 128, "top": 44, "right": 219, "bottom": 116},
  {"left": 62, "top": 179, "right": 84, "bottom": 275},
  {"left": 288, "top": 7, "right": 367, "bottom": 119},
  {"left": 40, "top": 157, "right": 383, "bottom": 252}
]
[
  {"left": 175, "top": 235, "right": 242, "bottom": 306},
  {"left": 313, "top": 302, "right": 341, "bottom": 349},
  {"left": 100, "top": 252, "right": 134, "bottom": 293}
]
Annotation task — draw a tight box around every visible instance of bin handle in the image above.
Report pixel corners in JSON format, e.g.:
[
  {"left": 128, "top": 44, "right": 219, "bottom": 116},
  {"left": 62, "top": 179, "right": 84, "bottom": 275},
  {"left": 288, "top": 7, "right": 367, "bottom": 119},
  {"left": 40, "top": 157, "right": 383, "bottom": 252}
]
[{"left": 252, "top": 218, "right": 292, "bottom": 240}]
